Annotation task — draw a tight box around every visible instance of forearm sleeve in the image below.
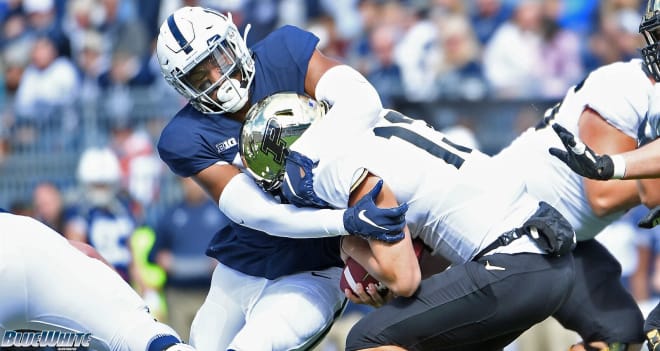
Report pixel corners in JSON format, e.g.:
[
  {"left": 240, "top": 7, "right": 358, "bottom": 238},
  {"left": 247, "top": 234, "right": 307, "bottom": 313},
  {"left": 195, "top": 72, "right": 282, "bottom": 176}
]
[
  {"left": 290, "top": 64, "right": 383, "bottom": 159},
  {"left": 219, "top": 173, "right": 348, "bottom": 238}
]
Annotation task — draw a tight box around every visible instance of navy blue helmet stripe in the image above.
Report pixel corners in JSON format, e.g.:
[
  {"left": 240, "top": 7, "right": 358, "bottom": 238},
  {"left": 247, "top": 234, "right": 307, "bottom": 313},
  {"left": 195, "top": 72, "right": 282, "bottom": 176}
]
[{"left": 167, "top": 15, "right": 192, "bottom": 54}]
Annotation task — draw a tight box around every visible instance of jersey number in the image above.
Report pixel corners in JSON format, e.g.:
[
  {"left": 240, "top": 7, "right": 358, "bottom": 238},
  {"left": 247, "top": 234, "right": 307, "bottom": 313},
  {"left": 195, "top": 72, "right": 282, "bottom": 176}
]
[{"left": 374, "top": 111, "right": 471, "bottom": 169}]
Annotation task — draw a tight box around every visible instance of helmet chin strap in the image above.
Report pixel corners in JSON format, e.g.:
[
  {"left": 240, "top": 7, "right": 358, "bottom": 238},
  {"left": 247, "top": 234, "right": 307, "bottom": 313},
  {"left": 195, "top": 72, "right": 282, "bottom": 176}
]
[{"left": 217, "top": 77, "right": 249, "bottom": 113}]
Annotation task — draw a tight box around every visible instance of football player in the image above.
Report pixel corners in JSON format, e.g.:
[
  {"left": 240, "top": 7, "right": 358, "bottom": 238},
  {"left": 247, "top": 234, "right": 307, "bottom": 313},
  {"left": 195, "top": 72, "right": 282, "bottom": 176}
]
[
  {"left": 241, "top": 92, "right": 577, "bottom": 351},
  {"left": 544, "top": 2, "right": 660, "bottom": 349},
  {"left": 488, "top": 1, "right": 660, "bottom": 349},
  {"left": 155, "top": 6, "right": 408, "bottom": 351},
  {"left": 0, "top": 210, "right": 194, "bottom": 351},
  {"left": 64, "top": 147, "right": 138, "bottom": 282}
]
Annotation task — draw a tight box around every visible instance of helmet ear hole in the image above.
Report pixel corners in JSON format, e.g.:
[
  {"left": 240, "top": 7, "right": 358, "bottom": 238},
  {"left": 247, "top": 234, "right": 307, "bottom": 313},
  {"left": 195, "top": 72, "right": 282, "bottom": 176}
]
[{"left": 240, "top": 93, "right": 327, "bottom": 191}]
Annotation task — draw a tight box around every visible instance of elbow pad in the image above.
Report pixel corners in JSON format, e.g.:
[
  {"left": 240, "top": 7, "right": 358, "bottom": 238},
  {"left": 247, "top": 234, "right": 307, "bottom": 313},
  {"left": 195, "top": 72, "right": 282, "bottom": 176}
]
[{"left": 291, "top": 65, "right": 383, "bottom": 159}]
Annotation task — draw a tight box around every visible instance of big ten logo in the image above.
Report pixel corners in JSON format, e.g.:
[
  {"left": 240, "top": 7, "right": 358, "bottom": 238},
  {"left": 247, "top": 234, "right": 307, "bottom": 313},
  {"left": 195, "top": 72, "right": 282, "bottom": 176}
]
[{"left": 215, "top": 137, "right": 238, "bottom": 153}]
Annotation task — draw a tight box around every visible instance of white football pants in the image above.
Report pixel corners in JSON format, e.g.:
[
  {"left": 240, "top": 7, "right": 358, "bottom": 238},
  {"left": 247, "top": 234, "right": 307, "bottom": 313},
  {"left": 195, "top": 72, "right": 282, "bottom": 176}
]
[{"left": 190, "top": 262, "right": 345, "bottom": 351}]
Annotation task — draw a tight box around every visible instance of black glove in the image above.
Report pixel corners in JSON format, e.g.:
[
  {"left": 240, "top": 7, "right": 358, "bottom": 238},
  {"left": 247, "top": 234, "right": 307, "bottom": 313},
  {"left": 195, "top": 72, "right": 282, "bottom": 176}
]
[
  {"left": 639, "top": 206, "right": 660, "bottom": 229},
  {"left": 548, "top": 123, "right": 615, "bottom": 180},
  {"left": 343, "top": 179, "right": 408, "bottom": 243}
]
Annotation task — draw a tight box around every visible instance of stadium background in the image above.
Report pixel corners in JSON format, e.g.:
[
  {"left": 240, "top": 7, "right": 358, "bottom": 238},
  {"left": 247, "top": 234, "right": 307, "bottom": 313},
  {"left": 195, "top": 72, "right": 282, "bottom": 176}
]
[{"left": 1, "top": 0, "right": 659, "bottom": 350}]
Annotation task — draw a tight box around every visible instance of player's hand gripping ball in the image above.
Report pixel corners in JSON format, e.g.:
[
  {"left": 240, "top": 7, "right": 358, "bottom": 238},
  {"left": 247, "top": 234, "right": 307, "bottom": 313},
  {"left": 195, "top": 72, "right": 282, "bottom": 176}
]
[{"left": 339, "top": 238, "right": 426, "bottom": 294}]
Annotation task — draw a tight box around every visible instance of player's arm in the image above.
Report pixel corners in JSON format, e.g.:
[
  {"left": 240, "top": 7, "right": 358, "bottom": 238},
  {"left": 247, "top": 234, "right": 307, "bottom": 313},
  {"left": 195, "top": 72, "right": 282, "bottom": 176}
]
[
  {"left": 194, "top": 163, "right": 406, "bottom": 241},
  {"left": 342, "top": 175, "right": 421, "bottom": 298},
  {"left": 618, "top": 139, "right": 660, "bottom": 178},
  {"left": 578, "top": 108, "right": 641, "bottom": 216},
  {"left": 637, "top": 177, "right": 660, "bottom": 207},
  {"left": 290, "top": 50, "right": 383, "bottom": 160},
  {"left": 550, "top": 108, "right": 642, "bottom": 216}
]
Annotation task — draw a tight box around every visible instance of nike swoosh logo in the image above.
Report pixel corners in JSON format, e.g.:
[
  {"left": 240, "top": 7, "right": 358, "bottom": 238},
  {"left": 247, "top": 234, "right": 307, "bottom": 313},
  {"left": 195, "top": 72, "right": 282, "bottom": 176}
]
[
  {"left": 485, "top": 261, "right": 506, "bottom": 271},
  {"left": 358, "top": 210, "right": 388, "bottom": 230},
  {"left": 283, "top": 173, "right": 303, "bottom": 200},
  {"left": 311, "top": 272, "right": 332, "bottom": 279}
]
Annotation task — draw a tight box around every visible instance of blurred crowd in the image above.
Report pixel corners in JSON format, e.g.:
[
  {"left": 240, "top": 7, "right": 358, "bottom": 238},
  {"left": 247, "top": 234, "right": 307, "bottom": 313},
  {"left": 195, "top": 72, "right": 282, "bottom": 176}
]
[
  {"left": 0, "top": 0, "right": 650, "bottom": 153},
  {"left": 2, "top": 0, "right": 660, "bottom": 349}
]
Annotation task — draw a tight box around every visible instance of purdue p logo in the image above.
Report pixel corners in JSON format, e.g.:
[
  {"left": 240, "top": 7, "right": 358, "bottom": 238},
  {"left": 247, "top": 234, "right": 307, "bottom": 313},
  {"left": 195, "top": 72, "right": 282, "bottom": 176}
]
[{"left": 261, "top": 118, "right": 287, "bottom": 164}]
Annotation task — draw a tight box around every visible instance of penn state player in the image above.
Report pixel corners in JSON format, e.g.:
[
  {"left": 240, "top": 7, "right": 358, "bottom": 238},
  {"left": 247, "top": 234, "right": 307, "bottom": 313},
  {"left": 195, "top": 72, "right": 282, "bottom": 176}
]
[
  {"left": 155, "top": 6, "right": 407, "bottom": 351},
  {"left": 0, "top": 210, "right": 194, "bottom": 351},
  {"left": 241, "top": 92, "right": 577, "bottom": 351},
  {"left": 65, "top": 147, "right": 138, "bottom": 282}
]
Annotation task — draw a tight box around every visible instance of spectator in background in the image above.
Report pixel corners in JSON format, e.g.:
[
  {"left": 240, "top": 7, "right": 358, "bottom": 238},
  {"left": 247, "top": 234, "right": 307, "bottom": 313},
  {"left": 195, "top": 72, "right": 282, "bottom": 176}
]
[
  {"left": 74, "top": 29, "right": 105, "bottom": 102},
  {"left": 363, "top": 23, "right": 404, "bottom": 108},
  {"left": 538, "top": 0, "right": 584, "bottom": 99},
  {"left": 13, "top": 33, "right": 79, "bottom": 150},
  {"left": 22, "top": 0, "right": 71, "bottom": 58},
  {"left": 469, "top": 0, "right": 512, "bottom": 45},
  {"left": 394, "top": 2, "right": 442, "bottom": 102},
  {"left": 482, "top": 0, "right": 544, "bottom": 99},
  {"left": 584, "top": 0, "right": 645, "bottom": 71},
  {"left": 109, "top": 118, "right": 163, "bottom": 226},
  {"left": 32, "top": 180, "right": 71, "bottom": 234},
  {"left": 434, "top": 14, "right": 490, "bottom": 101},
  {"left": 150, "top": 176, "right": 226, "bottom": 342}
]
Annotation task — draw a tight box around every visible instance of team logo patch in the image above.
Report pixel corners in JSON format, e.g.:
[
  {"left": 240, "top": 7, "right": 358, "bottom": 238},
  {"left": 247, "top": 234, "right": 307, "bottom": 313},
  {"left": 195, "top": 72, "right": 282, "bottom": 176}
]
[
  {"left": 1, "top": 330, "right": 92, "bottom": 350},
  {"left": 215, "top": 137, "right": 238, "bottom": 153}
]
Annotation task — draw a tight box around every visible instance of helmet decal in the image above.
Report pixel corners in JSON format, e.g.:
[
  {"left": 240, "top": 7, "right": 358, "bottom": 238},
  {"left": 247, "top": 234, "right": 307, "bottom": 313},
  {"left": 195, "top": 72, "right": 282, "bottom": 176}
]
[
  {"left": 262, "top": 118, "right": 288, "bottom": 164},
  {"left": 167, "top": 15, "right": 192, "bottom": 54}
]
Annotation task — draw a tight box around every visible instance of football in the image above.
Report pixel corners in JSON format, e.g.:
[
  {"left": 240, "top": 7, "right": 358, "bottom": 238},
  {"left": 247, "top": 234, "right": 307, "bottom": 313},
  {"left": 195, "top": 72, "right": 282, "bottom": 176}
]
[{"left": 339, "top": 238, "right": 426, "bottom": 294}]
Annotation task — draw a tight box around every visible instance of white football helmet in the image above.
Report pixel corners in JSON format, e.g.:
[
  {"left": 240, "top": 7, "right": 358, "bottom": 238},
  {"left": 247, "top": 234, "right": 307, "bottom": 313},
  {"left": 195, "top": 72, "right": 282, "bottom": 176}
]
[
  {"left": 77, "top": 147, "right": 121, "bottom": 207},
  {"left": 156, "top": 6, "right": 255, "bottom": 114}
]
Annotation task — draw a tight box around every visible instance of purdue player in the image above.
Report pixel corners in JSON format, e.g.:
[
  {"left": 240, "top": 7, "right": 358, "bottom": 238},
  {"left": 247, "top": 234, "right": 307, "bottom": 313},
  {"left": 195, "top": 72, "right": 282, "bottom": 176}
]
[
  {"left": 0, "top": 210, "right": 194, "bottom": 351},
  {"left": 488, "top": 3, "right": 660, "bottom": 349},
  {"left": 241, "top": 93, "right": 577, "bottom": 351},
  {"left": 155, "top": 6, "right": 407, "bottom": 351},
  {"left": 545, "top": 1, "right": 660, "bottom": 349}
]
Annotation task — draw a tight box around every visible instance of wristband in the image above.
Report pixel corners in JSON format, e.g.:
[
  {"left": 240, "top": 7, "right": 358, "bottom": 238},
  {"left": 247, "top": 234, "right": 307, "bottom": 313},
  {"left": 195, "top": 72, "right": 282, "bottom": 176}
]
[{"left": 610, "top": 154, "right": 627, "bottom": 179}]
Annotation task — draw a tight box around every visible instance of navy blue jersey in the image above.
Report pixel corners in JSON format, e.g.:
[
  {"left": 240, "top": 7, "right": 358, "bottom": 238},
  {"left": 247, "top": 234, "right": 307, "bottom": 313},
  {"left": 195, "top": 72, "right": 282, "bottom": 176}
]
[{"left": 157, "top": 25, "right": 342, "bottom": 279}]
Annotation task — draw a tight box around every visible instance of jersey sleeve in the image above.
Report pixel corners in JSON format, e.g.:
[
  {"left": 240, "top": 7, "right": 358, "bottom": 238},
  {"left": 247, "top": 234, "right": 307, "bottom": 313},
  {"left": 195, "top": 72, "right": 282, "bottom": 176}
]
[
  {"left": 266, "top": 25, "right": 318, "bottom": 73},
  {"left": 582, "top": 61, "right": 651, "bottom": 139},
  {"left": 157, "top": 108, "right": 235, "bottom": 177}
]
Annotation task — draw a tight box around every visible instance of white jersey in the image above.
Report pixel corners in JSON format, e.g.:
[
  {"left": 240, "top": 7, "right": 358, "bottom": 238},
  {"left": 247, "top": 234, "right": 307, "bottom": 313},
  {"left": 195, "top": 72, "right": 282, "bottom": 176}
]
[
  {"left": 495, "top": 59, "right": 653, "bottom": 241},
  {"left": 312, "top": 111, "right": 543, "bottom": 264}
]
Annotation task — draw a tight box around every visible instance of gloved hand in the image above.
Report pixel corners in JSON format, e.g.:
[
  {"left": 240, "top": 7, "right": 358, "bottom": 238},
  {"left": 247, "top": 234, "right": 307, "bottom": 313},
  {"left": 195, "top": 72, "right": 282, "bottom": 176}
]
[
  {"left": 343, "top": 180, "right": 408, "bottom": 243},
  {"left": 281, "top": 150, "right": 330, "bottom": 208},
  {"left": 548, "top": 123, "right": 615, "bottom": 180},
  {"left": 639, "top": 206, "right": 660, "bottom": 229}
]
